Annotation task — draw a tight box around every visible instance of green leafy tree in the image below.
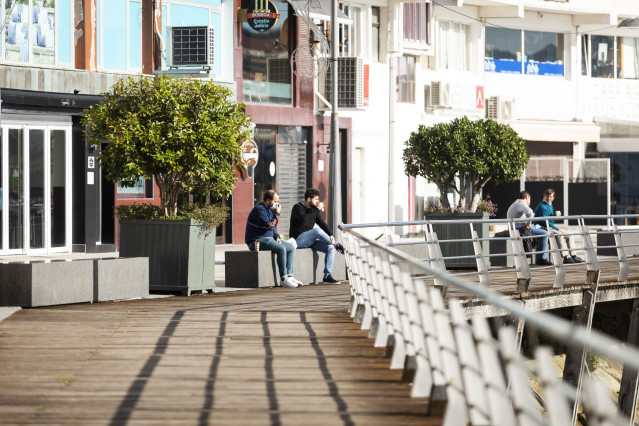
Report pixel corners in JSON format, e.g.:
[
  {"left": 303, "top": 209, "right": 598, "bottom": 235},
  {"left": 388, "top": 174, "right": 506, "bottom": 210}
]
[
  {"left": 403, "top": 116, "right": 529, "bottom": 212},
  {"left": 83, "top": 74, "right": 252, "bottom": 217}
]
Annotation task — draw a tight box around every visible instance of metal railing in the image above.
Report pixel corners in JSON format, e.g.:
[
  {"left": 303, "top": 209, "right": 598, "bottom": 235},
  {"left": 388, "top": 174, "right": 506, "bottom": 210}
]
[{"left": 338, "top": 214, "right": 639, "bottom": 426}]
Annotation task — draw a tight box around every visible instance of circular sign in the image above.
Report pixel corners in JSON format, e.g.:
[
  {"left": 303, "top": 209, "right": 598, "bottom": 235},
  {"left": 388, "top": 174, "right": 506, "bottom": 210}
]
[
  {"left": 246, "top": 0, "right": 280, "bottom": 32},
  {"left": 241, "top": 140, "right": 259, "bottom": 169}
]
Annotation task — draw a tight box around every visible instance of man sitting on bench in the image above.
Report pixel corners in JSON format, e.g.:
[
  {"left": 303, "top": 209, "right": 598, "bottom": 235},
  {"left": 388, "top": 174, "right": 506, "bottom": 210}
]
[
  {"left": 245, "top": 190, "right": 301, "bottom": 288},
  {"left": 289, "top": 188, "right": 344, "bottom": 284}
]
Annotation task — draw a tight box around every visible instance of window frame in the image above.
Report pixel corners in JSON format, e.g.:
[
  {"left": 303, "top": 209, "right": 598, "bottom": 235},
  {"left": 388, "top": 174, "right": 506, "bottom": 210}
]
[
  {"left": 397, "top": 55, "right": 415, "bottom": 103},
  {"left": 437, "top": 20, "right": 470, "bottom": 72},
  {"left": 402, "top": 2, "right": 430, "bottom": 52}
]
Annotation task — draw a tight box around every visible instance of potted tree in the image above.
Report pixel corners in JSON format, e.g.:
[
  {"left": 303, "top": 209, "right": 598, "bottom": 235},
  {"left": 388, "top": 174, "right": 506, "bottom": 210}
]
[
  {"left": 403, "top": 116, "right": 529, "bottom": 268},
  {"left": 83, "top": 74, "right": 251, "bottom": 294}
]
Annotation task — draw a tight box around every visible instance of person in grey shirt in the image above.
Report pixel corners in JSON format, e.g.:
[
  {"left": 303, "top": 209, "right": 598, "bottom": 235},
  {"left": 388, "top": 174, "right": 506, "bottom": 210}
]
[{"left": 506, "top": 191, "right": 551, "bottom": 265}]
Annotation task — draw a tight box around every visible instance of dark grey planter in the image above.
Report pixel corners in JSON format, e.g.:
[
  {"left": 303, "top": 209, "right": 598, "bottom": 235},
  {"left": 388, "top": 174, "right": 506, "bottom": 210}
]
[
  {"left": 424, "top": 212, "right": 490, "bottom": 269},
  {"left": 119, "top": 219, "right": 215, "bottom": 295}
]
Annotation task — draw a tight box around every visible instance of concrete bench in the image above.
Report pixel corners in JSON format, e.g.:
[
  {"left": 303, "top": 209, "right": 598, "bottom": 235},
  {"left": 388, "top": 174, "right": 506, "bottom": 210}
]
[
  {"left": 0, "top": 257, "right": 149, "bottom": 308},
  {"left": 224, "top": 248, "right": 347, "bottom": 288}
]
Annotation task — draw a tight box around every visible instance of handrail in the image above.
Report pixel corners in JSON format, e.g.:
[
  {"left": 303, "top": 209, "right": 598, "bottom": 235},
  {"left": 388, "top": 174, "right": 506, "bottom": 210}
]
[{"left": 338, "top": 215, "right": 639, "bottom": 425}]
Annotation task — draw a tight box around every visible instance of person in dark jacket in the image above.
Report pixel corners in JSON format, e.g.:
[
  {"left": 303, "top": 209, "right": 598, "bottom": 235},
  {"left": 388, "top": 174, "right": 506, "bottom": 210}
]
[
  {"left": 533, "top": 188, "right": 584, "bottom": 264},
  {"left": 245, "top": 190, "right": 300, "bottom": 288},
  {"left": 289, "top": 188, "right": 345, "bottom": 284}
]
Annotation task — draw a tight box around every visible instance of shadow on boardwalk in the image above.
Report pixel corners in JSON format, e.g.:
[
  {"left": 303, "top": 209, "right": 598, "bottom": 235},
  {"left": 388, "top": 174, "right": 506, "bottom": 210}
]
[{"left": 0, "top": 284, "right": 441, "bottom": 425}]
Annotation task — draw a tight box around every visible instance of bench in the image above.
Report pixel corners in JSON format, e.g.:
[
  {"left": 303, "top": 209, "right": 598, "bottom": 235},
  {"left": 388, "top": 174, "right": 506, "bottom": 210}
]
[{"left": 224, "top": 248, "right": 347, "bottom": 288}]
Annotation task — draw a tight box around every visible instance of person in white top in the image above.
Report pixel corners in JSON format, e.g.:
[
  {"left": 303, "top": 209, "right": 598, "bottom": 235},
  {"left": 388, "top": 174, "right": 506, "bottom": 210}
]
[{"left": 506, "top": 191, "right": 551, "bottom": 265}]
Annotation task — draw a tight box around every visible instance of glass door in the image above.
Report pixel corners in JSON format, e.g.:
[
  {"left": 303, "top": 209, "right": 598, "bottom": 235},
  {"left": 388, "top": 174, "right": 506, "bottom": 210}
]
[{"left": 1, "top": 124, "right": 71, "bottom": 255}]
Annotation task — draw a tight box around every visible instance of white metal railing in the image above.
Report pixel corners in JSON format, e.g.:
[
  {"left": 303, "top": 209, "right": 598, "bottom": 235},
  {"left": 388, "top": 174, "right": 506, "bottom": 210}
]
[{"left": 338, "top": 214, "right": 639, "bottom": 426}]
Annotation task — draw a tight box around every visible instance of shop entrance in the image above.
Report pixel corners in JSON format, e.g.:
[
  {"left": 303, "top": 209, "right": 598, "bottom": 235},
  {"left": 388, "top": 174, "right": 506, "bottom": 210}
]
[{"left": 1, "top": 122, "right": 71, "bottom": 255}]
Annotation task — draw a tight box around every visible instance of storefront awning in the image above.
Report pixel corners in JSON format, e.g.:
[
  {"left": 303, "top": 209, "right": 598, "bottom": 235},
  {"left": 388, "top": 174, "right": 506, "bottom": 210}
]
[
  {"left": 595, "top": 117, "right": 639, "bottom": 152},
  {"left": 288, "top": 0, "right": 352, "bottom": 24},
  {"left": 508, "top": 120, "right": 600, "bottom": 143}
]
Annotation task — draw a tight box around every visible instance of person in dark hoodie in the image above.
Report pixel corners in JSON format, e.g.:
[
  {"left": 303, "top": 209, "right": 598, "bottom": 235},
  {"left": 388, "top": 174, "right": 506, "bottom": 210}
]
[
  {"left": 245, "top": 190, "right": 300, "bottom": 288},
  {"left": 289, "top": 188, "right": 345, "bottom": 284}
]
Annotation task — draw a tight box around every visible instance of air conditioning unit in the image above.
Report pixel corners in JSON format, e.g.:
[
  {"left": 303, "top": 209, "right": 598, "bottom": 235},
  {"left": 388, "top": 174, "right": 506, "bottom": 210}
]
[
  {"left": 325, "top": 57, "right": 364, "bottom": 109},
  {"left": 166, "top": 26, "right": 215, "bottom": 68},
  {"left": 486, "top": 96, "right": 513, "bottom": 120},
  {"left": 427, "top": 81, "right": 452, "bottom": 108}
]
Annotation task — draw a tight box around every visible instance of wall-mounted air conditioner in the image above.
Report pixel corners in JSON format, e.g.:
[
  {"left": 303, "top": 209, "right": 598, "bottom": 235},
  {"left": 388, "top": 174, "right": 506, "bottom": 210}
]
[
  {"left": 166, "top": 26, "right": 215, "bottom": 68},
  {"left": 425, "top": 81, "right": 451, "bottom": 109},
  {"left": 324, "top": 57, "right": 364, "bottom": 109},
  {"left": 486, "top": 96, "right": 513, "bottom": 120}
]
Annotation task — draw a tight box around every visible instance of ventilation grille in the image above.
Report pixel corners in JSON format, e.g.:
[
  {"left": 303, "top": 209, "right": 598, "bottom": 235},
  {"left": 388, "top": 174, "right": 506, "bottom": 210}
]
[
  {"left": 168, "top": 26, "right": 215, "bottom": 68},
  {"left": 325, "top": 57, "right": 364, "bottom": 109},
  {"left": 486, "top": 96, "right": 513, "bottom": 120}
]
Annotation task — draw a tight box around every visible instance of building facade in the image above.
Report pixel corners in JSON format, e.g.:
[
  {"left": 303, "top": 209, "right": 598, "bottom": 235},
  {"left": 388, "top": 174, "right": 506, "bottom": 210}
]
[{"left": 325, "top": 0, "right": 639, "bottom": 229}]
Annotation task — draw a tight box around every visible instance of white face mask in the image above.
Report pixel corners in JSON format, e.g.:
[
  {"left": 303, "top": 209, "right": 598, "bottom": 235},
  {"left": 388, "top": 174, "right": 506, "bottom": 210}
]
[{"left": 270, "top": 202, "right": 279, "bottom": 211}]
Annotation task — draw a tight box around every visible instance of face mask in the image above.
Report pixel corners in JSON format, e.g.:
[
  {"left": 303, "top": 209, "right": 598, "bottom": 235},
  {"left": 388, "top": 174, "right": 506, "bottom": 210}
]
[{"left": 270, "top": 202, "right": 279, "bottom": 211}]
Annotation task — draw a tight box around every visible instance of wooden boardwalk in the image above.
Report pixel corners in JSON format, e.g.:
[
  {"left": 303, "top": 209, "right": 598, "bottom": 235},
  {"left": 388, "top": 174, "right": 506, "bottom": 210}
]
[{"left": 0, "top": 284, "right": 439, "bottom": 425}]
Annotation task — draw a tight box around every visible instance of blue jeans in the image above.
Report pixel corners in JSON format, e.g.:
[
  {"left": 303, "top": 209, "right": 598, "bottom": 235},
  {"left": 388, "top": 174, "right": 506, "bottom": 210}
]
[
  {"left": 248, "top": 237, "right": 295, "bottom": 278},
  {"left": 295, "top": 227, "right": 335, "bottom": 277},
  {"left": 528, "top": 226, "right": 549, "bottom": 260}
]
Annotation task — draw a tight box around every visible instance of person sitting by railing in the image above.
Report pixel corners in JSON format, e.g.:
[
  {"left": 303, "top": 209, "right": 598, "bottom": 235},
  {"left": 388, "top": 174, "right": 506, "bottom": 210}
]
[
  {"left": 533, "top": 188, "right": 584, "bottom": 264},
  {"left": 506, "top": 190, "right": 551, "bottom": 266}
]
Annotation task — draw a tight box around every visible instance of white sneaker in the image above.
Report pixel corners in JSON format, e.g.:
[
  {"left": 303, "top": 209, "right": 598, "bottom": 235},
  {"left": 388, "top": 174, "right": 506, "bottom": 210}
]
[
  {"left": 281, "top": 276, "right": 298, "bottom": 288},
  {"left": 287, "top": 275, "right": 303, "bottom": 286}
]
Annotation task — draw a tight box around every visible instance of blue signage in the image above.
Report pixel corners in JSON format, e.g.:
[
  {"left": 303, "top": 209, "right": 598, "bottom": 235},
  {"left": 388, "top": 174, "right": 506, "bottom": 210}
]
[
  {"left": 484, "top": 58, "right": 522, "bottom": 74},
  {"left": 525, "top": 62, "right": 564, "bottom": 77}
]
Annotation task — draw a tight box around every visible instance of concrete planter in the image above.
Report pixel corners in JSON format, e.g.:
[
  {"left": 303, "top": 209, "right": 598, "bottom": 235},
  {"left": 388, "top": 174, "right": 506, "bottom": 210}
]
[
  {"left": 424, "top": 212, "right": 490, "bottom": 269},
  {"left": 119, "top": 219, "right": 215, "bottom": 295}
]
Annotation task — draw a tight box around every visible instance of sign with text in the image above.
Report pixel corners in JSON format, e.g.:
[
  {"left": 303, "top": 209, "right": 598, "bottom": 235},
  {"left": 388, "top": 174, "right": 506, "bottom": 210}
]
[{"left": 247, "top": 0, "right": 280, "bottom": 32}]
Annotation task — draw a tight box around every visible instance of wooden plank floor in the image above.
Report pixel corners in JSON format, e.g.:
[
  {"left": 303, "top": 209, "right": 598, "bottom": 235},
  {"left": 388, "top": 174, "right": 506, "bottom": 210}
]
[{"left": 0, "top": 284, "right": 440, "bottom": 426}]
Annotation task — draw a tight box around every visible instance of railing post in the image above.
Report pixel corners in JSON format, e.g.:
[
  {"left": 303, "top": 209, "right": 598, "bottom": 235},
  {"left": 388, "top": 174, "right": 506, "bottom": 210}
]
[
  {"left": 610, "top": 218, "right": 629, "bottom": 282},
  {"left": 579, "top": 217, "right": 600, "bottom": 285},
  {"left": 429, "top": 289, "right": 469, "bottom": 425},
  {"left": 548, "top": 232, "right": 566, "bottom": 289},
  {"left": 471, "top": 224, "right": 490, "bottom": 288},
  {"left": 507, "top": 222, "right": 531, "bottom": 293},
  {"left": 379, "top": 249, "right": 409, "bottom": 369},
  {"left": 449, "top": 300, "right": 491, "bottom": 424},
  {"left": 499, "top": 327, "right": 540, "bottom": 425},
  {"left": 426, "top": 224, "right": 449, "bottom": 297},
  {"left": 535, "top": 348, "right": 573, "bottom": 425},
  {"left": 472, "top": 316, "right": 517, "bottom": 424}
]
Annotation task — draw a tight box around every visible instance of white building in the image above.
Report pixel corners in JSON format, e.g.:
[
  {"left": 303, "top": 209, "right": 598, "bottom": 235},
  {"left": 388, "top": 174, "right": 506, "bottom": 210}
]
[{"left": 325, "top": 0, "right": 639, "bottom": 226}]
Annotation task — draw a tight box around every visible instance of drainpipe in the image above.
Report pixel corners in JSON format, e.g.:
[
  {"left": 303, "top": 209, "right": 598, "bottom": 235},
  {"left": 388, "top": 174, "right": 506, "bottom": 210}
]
[{"left": 328, "top": 0, "right": 342, "bottom": 234}]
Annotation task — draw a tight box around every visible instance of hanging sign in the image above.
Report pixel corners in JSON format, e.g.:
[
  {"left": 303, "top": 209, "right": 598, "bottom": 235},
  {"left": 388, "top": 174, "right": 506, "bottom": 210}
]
[
  {"left": 246, "top": 0, "right": 280, "bottom": 32},
  {"left": 241, "top": 140, "right": 259, "bottom": 170}
]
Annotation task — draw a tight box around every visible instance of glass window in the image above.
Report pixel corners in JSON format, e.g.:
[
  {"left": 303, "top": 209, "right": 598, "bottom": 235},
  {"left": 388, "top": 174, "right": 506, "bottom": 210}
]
[
  {"left": 340, "top": 5, "right": 360, "bottom": 57},
  {"left": 617, "top": 36, "right": 639, "bottom": 79},
  {"left": 591, "top": 35, "right": 614, "bottom": 78},
  {"left": 8, "top": 128, "right": 24, "bottom": 250},
  {"left": 242, "top": 0, "right": 291, "bottom": 105},
  {"left": 485, "top": 27, "right": 521, "bottom": 74},
  {"left": 581, "top": 34, "right": 589, "bottom": 76},
  {"left": 403, "top": 3, "right": 428, "bottom": 44},
  {"left": 524, "top": 30, "right": 564, "bottom": 76},
  {"left": 29, "top": 129, "right": 45, "bottom": 249},
  {"left": 117, "top": 177, "right": 153, "bottom": 199},
  {"left": 4, "top": 0, "right": 56, "bottom": 65},
  {"left": 50, "top": 130, "right": 66, "bottom": 247},
  {"left": 397, "top": 55, "right": 415, "bottom": 103},
  {"left": 437, "top": 21, "right": 470, "bottom": 71},
  {"left": 371, "top": 7, "right": 380, "bottom": 62}
]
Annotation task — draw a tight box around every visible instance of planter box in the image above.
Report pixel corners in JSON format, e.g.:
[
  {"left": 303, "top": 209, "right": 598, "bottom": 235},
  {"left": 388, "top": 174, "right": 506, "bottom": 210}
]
[
  {"left": 0, "top": 257, "right": 148, "bottom": 308},
  {"left": 119, "top": 219, "right": 215, "bottom": 295},
  {"left": 424, "top": 212, "right": 490, "bottom": 269}
]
